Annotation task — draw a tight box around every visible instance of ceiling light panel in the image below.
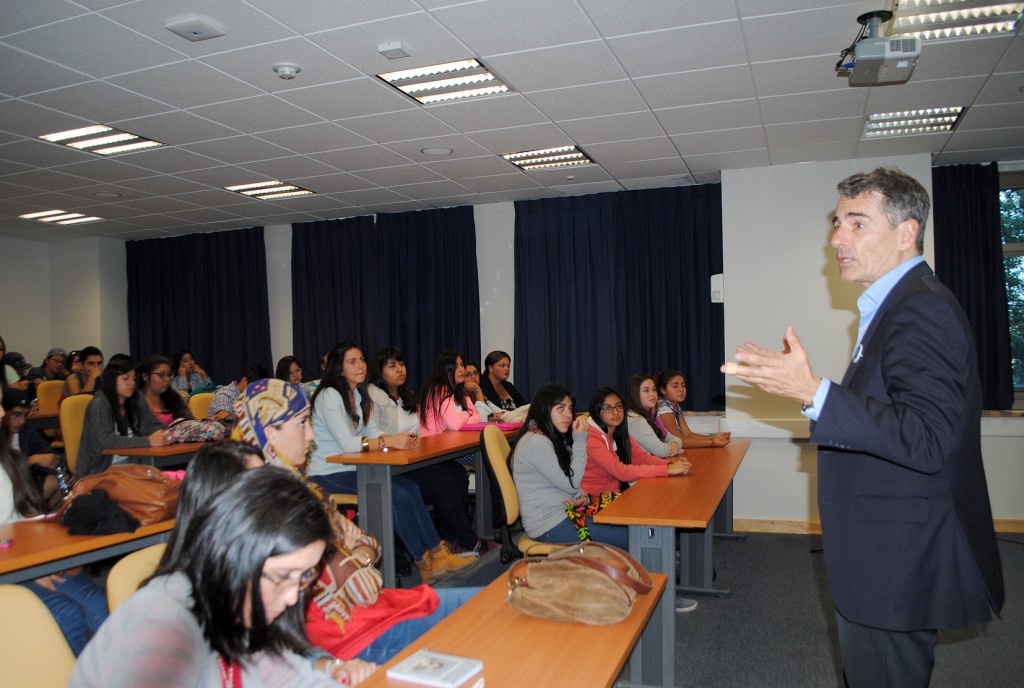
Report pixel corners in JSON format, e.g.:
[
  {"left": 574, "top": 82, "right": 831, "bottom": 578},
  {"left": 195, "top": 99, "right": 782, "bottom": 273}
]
[
  {"left": 377, "top": 58, "right": 511, "bottom": 104},
  {"left": 891, "top": 1, "right": 1023, "bottom": 39},
  {"left": 501, "top": 146, "right": 595, "bottom": 171},
  {"left": 39, "top": 125, "right": 164, "bottom": 157},
  {"left": 862, "top": 106, "right": 966, "bottom": 137},
  {"left": 224, "top": 180, "right": 316, "bottom": 200},
  {"left": 19, "top": 210, "right": 103, "bottom": 225}
]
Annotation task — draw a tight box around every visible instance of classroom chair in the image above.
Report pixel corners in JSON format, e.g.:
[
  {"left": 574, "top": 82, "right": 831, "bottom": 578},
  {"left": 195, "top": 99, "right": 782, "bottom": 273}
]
[
  {"left": 35, "top": 379, "right": 64, "bottom": 414},
  {"left": 480, "top": 425, "right": 564, "bottom": 564},
  {"left": 187, "top": 392, "right": 214, "bottom": 420},
  {"left": 59, "top": 394, "right": 92, "bottom": 475},
  {"left": 106, "top": 543, "right": 167, "bottom": 612},
  {"left": 0, "top": 585, "right": 77, "bottom": 688}
]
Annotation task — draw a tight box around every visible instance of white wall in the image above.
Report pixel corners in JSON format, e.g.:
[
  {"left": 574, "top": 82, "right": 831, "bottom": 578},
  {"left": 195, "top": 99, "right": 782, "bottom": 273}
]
[
  {"left": 264, "top": 225, "right": 293, "bottom": 363},
  {"left": 0, "top": 236, "right": 51, "bottom": 361},
  {"left": 474, "top": 202, "right": 516, "bottom": 374}
]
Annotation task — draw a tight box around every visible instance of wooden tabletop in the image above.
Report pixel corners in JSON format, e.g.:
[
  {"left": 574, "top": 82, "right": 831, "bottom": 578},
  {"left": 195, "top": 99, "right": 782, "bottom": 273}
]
[
  {"left": 102, "top": 442, "right": 206, "bottom": 457},
  {"left": 327, "top": 431, "right": 488, "bottom": 467},
  {"left": 0, "top": 518, "right": 174, "bottom": 576},
  {"left": 595, "top": 439, "right": 750, "bottom": 529},
  {"left": 359, "top": 571, "right": 667, "bottom": 688}
]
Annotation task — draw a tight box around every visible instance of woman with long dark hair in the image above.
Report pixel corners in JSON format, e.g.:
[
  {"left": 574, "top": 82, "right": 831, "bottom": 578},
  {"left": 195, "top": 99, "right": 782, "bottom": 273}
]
[
  {"left": 138, "top": 355, "right": 192, "bottom": 428},
  {"left": 76, "top": 358, "right": 168, "bottom": 477},
  {"left": 170, "top": 348, "right": 212, "bottom": 395},
  {"left": 625, "top": 373, "right": 684, "bottom": 457},
  {"left": 367, "top": 346, "right": 419, "bottom": 435},
  {"left": 308, "top": 342, "right": 475, "bottom": 582},
  {"left": 583, "top": 386, "right": 688, "bottom": 494},
  {"left": 510, "top": 384, "right": 626, "bottom": 549},
  {"left": 656, "top": 369, "right": 731, "bottom": 449},
  {"left": 416, "top": 350, "right": 481, "bottom": 436},
  {"left": 276, "top": 355, "right": 311, "bottom": 399},
  {"left": 70, "top": 468, "right": 360, "bottom": 687}
]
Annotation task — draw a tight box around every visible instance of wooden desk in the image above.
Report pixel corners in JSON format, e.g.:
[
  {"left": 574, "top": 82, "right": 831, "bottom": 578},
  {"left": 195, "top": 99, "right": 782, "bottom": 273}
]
[
  {"left": 0, "top": 518, "right": 174, "bottom": 584},
  {"left": 26, "top": 409, "right": 60, "bottom": 430},
  {"left": 103, "top": 442, "right": 205, "bottom": 469},
  {"left": 595, "top": 439, "right": 750, "bottom": 686},
  {"left": 359, "top": 571, "right": 668, "bottom": 688},
  {"left": 328, "top": 432, "right": 495, "bottom": 587}
]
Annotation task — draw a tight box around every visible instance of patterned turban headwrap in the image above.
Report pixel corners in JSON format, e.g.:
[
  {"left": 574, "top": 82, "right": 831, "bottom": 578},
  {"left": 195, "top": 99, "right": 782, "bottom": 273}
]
[{"left": 235, "top": 378, "right": 309, "bottom": 468}]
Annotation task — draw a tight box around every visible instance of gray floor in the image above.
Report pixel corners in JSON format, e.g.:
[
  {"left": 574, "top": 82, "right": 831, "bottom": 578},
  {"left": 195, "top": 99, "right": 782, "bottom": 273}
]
[{"left": 436, "top": 531, "right": 1024, "bottom": 687}]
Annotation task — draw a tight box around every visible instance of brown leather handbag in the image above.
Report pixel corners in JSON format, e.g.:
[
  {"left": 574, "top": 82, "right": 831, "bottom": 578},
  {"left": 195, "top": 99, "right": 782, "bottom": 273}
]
[
  {"left": 58, "top": 464, "right": 180, "bottom": 526},
  {"left": 505, "top": 542, "right": 653, "bottom": 624}
]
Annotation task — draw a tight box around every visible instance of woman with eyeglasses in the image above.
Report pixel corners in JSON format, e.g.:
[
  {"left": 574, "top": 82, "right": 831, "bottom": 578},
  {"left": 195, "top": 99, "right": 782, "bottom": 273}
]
[
  {"left": 582, "top": 387, "right": 689, "bottom": 495},
  {"left": 70, "top": 467, "right": 359, "bottom": 687},
  {"left": 138, "top": 355, "right": 193, "bottom": 428},
  {"left": 276, "top": 355, "right": 312, "bottom": 399}
]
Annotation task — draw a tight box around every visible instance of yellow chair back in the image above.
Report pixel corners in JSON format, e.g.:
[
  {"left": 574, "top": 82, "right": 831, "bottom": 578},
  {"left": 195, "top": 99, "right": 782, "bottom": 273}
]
[
  {"left": 0, "top": 585, "right": 76, "bottom": 687},
  {"left": 59, "top": 394, "right": 92, "bottom": 474},
  {"left": 35, "top": 380, "right": 64, "bottom": 414},
  {"left": 482, "top": 426, "right": 516, "bottom": 523},
  {"left": 107, "top": 543, "right": 167, "bottom": 612},
  {"left": 187, "top": 392, "right": 214, "bottom": 420}
]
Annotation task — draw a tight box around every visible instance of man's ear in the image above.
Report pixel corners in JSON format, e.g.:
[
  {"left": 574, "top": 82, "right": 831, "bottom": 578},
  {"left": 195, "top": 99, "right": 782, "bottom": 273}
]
[{"left": 898, "top": 219, "right": 919, "bottom": 251}]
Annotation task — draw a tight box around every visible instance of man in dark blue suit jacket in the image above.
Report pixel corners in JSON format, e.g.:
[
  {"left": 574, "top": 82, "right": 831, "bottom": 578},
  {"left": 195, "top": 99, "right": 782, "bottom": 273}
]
[{"left": 723, "top": 168, "right": 1003, "bottom": 687}]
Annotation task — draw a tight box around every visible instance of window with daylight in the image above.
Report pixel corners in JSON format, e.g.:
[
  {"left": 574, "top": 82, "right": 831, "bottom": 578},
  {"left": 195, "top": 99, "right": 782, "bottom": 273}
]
[{"left": 1000, "top": 183, "right": 1024, "bottom": 395}]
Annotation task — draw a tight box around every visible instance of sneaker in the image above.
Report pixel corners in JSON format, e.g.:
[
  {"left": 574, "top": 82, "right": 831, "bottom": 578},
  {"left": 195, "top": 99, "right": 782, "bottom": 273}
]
[
  {"left": 448, "top": 540, "right": 482, "bottom": 558},
  {"left": 675, "top": 594, "right": 698, "bottom": 613},
  {"left": 430, "top": 541, "right": 478, "bottom": 577},
  {"left": 471, "top": 538, "right": 499, "bottom": 555}
]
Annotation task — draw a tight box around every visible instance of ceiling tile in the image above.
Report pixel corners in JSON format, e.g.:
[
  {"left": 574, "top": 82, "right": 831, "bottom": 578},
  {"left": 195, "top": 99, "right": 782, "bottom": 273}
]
[
  {"left": 0, "top": 98, "right": 93, "bottom": 138},
  {"left": 26, "top": 80, "right": 173, "bottom": 123},
  {"left": 114, "top": 196, "right": 203, "bottom": 214},
  {"left": 0, "top": 44, "right": 91, "bottom": 97},
  {"left": 769, "top": 140, "right": 858, "bottom": 165},
  {"left": 856, "top": 132, "right": 952, "bottom": 157},
  {"left": 298, "top": 172, "right": 378, "bottom": 194},
  {"left": 179, "top": 135, "right": 294, "bottom": 165},
  {"left": 422, "top": 155, "right": 513, "bottom": 179},
  {"left": 108, "top": 60, "right": 263, "bottom": 109},
  {"left": 0, "top": 138, "right": 93, "bottom": 167},
  {"left": 764, "top": 118, "right": 863, "bottom": 148},
  {"left": 389, "top": 179, "right": 474, "bottom": 200},
  {"left": 384, "top": 134, "right": 492, "bottom": 162},
  {"left": 0, "top": 0, "right": 88, "bottom": 36},
  {"left": 241, "top": 155, "right": 341, "bottom": 180},
  {"left": 911, "top": 35, "right": 1012, "bottom": 82},
  {"left": 608, "top": 21, "right": 746, "bottom": 78},
  {"left": 189, "top": 94, "right": 323, "bottom": 133},
  {"left": 943, "top": 127, "right": 1024, "bottom": 152},
  {"left": 458, "top": 173, "right": 543, "bottom": 193},
  {"left": 655, "top": 99, "right": 761, "bottom": 136},
  {"left": 585, "top": 136, "right": 678, "bottom": 163},
  {"left": 602, "top": 157, "right": 689, "bottom": 179},
  {"left": 621, "top": 174, "right": 695, "bottom": 190},
  {"left": 526, "top": 81, "right": 647, "bottom": 122},
  {"left": 4, "top": 13, "right": 183, "bottom": 78},
  {"left": 354, "top": 164, "right": 445, "bottom": 186},
  {"left": 200, "top": 37, "right": 363, "bottom": 94},
  {"left": 310, "top": 145, "right": 412, "bottom": 172},
  {"left": 579, "top": 0, "right": 738, "bottom": 35},
  {"left": 749, "top": 55, "right": 849, "bottom": 98},
  {"left": 173, "top": 165, "right": 260, "bottom": 188},
  {"left": 0, "top": 167, "right": 94, "bottom": 192},
  {"left": 865, "top": 76, "right": 987, "bottom": 114},
  {"left": 558, "top": 111, "right": 665, "bottom": 144},
  {"left": 244, "top": 0, "right": 420, "bottom": 36},
  {"left": 936, "top": 147, "right": 1024, "bottom": 166},
  {"left": 55, "top": 157, "right": 163, "bottom": 184},
  {"left": 683, "top": 148, "right": 770, "bottom": 173},
  {"left": 486, "top": 42, "right": 626, "bottom": 93},
  {"left": 113, "top": 174, "right": 211, "bottom": 196},
  {"left": 467, "top": 123, "right": 573, "bottom": 154},
  {"left": 995, "top": 33, "right": 1024, "bottom": 73},
  {"left": 974, "top": 73, "right": 1024, "bottom": 105},
  {"left": 740, "top": 5, "right": 869, "bottom": 62},
  {"left": 333, "top": 109, "right": 455, "bottom": 144},
  {"left": 117, "top": 146, "right": 222, "bottom": 174},
  {"left": 422, "top": 93, "right": 547, "bottom": 133},
  {"left": 958, "top": 103, "right": 1024, "bottom": 132},
  {"left": 430, "top": 0, "right": 598, "bottom": 55},
  {"left": 279, "top": 78, "right": 413, "bottom": 120},
  {"left": 634, "top": 66, "right": 755, "bottom": 110},
  {"left": 255, "top": 122, "right": 371, "bottom": 155},
  {"left": 758, "top": 89, "right": 867, "bottom": 126},
  {"left": 114, "top": 110, "right": 241, "bottom": 145},
  {"left": 672, "top": 127, "right": 767, "bottom": 155},
  {"left": 547, "top": 180, "right": 623, "bottom": 196},
  {"left": 524, "top": 164, "right": 612, "bottom": 185},
  {"left": 171, "top": 189, "right": 263, "bottom": 208},
  {"left": 329, "top": 187, "right": 411, "bottom": 206}
]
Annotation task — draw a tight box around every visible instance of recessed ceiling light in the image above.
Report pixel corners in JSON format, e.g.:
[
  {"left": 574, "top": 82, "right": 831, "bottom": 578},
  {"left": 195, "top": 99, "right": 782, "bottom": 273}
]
[
  {"left": 39, "top": 124, "right": 164, "bottom": 157},
  {"left": 501, "top": 145, "right": 595, "bottom": 171},
  {"left": 378, "top": 58, "right": 511, "bottom": 104},
  {"left": 92, "top": 191, "right": 122, "bottom": 199},
  {"left": 19, "top": 209, "right": 103, "bottom": 225},
  {"left": 421, "top": 147, "right": 453, "bottom": 156},
  {"left": 891, "top": 1, "right": 1023, "bottom": 40},
  {"left": 862, "top": 106, "right": 967, "bottom": 137},
  {"left": 224, "top": 180, "right": 316, "bottom": 200}
]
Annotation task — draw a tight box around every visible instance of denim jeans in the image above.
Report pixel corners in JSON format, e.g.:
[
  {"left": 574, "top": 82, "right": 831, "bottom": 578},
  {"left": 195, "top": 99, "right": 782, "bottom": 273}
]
[
  {"left": 535, "top": 517, "right": 629, "bottom": 549},
  {"left": 23, "top": 572, "right": 109, "bottom": 655},
  {"left": 310, "top": 471, "right": 442, "bottom": 559},
  {"left": 357, "top": 587, "right": 483, "bottom": 665}
]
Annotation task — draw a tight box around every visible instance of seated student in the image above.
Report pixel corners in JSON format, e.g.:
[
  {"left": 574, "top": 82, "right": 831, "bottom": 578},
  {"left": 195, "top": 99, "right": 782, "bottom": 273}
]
[
  {"left": 70, "top": 468, "right": 364, "bottom": 687},
  {"left": 26, "top": 348, "right": 69, "bottom": 383},
  {"left": 625, "top": 373, "right": 684, "bottom": 458},
  {"left": 138, "top": 355, "right": 193, "bottom": 428},
  {"left": 582, "top": 387, "right": 689, "bottom": 495},
  {"left": 2, "top": 389, "right": 61, "bottom": 504},
  {"left": 417, "top": 350, "right": 481, "bottom": 436},
  {"left": 1, "top": 400, "right": 108, "bottom": 656},
  {"left": 511, "top": 384, "right": 627, "bottom": 549},
  {"left": 377, "top": 348, "right": 484, "bottom": 555},
  {"left": 76, "top": 359, "right": 169, "bottom": 477},
  {"left": 208, "top": 363, "right": 268, "bottom": 422},
  {"left": 63, "top": 346, "right": 103, "bottom": 397},
  {"left": 0, "top": 335, "right": 23, "bottom": 392},
  {"left": 170, "top": 349, "right": 213, "bottom": 395},
  {"left": 479, "top": 350, "right": 527, "bottom": 412},
  {"left": 276, "top": 355, "right": 312, "bottom": 399},
  {"left": 308, "top": 342, "right": 476, "bottom": 582},
  {"left": 2, "top": 351, "right": 34, "bottom": 393},
  {"left": 237, "top": 379, "right": 480, "bottom": 668},
  {"left": 656, "top": 369, "right": 731, "bottom": 449}
]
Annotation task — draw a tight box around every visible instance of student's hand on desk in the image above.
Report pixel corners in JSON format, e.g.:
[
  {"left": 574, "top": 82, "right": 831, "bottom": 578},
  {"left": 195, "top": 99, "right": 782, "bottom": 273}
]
[
  {"left": 384, "top": 433, "right": 417, "bottom": 450},
  {"left": 667, "top": 458, "right": 691, "bottom": 475},
  {"left": 149, "top": 429, "right": 171, "bottom": 446},
  {"left": 666, "top": 440, "right": 683, "bottom": 456},
  {"left": 711, "top": 432, "right": 731, "bottom": 447},
  {"left": 337, "top": 658, "right": 378, "bottom": 686}
]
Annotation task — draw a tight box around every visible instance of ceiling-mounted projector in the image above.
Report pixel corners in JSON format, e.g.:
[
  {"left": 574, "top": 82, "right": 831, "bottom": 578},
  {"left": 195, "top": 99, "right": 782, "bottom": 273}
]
[{"left": 835, "top": 10, "right": 920, "bottom": 86}]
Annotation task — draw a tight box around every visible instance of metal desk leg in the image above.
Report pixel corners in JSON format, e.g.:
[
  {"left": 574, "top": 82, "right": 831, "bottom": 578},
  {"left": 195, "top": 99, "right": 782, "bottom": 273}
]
[
  {"left": 474, "top": 451, "right": 494, "bottom": 540},
  {"left": 678, "top": 524, "right": 730, "bottom": 597},
  {"left": 358, "top": 464, "right": 397, "bottom": 588},
  {"left": 712, "top": 481, "right": 746, "bottom": 541},
  {"left": 627, "top": 524, "right": 675, "bottom": 688}
]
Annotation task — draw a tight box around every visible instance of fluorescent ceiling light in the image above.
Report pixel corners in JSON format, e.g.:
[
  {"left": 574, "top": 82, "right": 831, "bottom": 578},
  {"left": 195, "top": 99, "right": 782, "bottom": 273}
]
[
  {"left": 378, "top": 58, "right": 512, "bottom": 104},
  {"left": 224, "top": 180, "right": 315, "bottom": 200},
  {"left": 39, "top": 124, "right": 164, "bottom": 157},
  {"left": 501, "top": 145, "right": 595, "bottom": 171},
  {"left": 863, "top": 106, "right": 966, "bottom": 137},
  {"left": 19, "top": 209, "right": 103, "bottom": 225},
  {"left": 891, "top": 1, "right": 1023, "bottom": 39}
]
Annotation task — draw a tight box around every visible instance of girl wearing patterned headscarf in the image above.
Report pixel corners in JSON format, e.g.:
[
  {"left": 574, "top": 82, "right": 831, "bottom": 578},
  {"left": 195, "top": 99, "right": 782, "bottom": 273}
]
[{"left": 235, "top": 379, "right": 480, "bottom": 668}]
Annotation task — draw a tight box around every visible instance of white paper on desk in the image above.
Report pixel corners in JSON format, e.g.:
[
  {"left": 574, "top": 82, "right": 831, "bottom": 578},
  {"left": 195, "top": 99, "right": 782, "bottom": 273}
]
[{"left": 386, "top": 649, "right": 483, "bottom": 687}]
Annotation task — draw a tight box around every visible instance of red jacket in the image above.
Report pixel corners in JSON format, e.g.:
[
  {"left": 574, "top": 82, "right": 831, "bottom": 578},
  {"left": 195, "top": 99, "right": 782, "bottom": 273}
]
[{"left": 582, "top": 419, "right": 667, "bottom": 493}]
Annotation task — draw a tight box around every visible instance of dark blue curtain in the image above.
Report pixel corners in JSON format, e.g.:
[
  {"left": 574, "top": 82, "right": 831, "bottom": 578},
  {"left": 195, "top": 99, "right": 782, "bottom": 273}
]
[
  {"left": 514, "top": 185, "right": 724, "bottom": 410},
  {"left": 932, "top": 164, "right": 1013, "bottom": 409},
  {"left": 291, "top": 206, "right": 481, "bottom": 388},
  {"left": 126, "top": 227, "right": 272, "bottom": 383}
]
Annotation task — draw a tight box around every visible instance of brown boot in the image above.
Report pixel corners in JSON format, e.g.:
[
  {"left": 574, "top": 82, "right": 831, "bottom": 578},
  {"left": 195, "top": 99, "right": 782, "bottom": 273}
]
[
  {"left": 429, "top": 540, "right": 478, "bottom": 578},
  {"left": 416, "top": 551, "right": 435, "bottom": 584}
]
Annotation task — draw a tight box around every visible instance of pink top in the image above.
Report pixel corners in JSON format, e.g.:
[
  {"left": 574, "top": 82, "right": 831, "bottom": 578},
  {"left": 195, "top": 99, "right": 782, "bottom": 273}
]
[
  {"left": 582, "top": 420, "right": 667, "bottom": 493},
  {"left": 418, "top": 394, "right": 481, "bottom": 437}
]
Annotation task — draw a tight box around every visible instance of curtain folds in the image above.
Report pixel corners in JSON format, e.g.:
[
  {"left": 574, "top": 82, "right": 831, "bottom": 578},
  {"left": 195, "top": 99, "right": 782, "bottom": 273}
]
[
  {"left": 290, "top": 206, "right": 480, "bottom": 388},
  {"left": 514, "top": 185, "right": 724, "bottom": 410},
  {"left": 126, "top": 227, "right": 272, "bottom": 383},
  {"left": 932, "top": 163, "right": 1013, "bottom": 409}
]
